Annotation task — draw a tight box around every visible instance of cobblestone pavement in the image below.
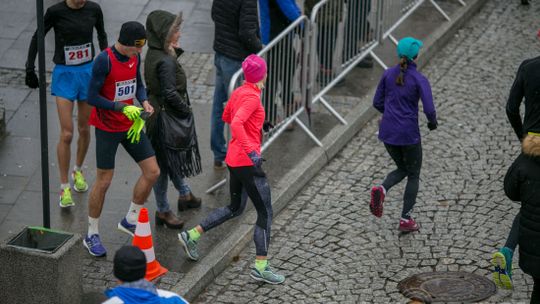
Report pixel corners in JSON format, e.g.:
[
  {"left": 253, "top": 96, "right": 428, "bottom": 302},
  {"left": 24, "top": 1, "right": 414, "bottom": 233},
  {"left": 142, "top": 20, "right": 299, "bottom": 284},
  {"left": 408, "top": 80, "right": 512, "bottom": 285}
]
[{"left": 193, "top": 1, "right": 540, "bottom": 303}]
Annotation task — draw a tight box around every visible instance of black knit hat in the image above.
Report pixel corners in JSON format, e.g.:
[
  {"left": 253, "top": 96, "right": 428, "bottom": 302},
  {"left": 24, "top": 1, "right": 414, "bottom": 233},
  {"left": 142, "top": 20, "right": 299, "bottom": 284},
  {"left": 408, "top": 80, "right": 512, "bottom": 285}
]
[
  {"left": 113, "top": 245, "right": 147, "bottom": 282},
  {"left": 118, "top": 21, "right": 147, "bottom": 47}
]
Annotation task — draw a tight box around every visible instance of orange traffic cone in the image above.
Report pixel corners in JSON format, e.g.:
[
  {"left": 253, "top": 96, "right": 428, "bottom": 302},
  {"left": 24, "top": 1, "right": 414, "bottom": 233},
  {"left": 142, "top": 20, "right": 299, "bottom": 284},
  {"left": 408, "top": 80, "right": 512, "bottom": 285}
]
[{"left": 132, "top": 208, "right": 168, "bottom": 281}]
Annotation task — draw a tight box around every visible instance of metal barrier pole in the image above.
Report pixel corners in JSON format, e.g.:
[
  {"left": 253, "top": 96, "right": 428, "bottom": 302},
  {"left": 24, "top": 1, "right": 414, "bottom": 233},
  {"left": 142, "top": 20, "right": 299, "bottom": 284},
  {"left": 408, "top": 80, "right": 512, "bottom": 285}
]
[
  {"left": 382, "top": 0, "right": 426, "bottom": 42},
  {"left": 429, "top": 0, "right": 451, "bottom": 21}
]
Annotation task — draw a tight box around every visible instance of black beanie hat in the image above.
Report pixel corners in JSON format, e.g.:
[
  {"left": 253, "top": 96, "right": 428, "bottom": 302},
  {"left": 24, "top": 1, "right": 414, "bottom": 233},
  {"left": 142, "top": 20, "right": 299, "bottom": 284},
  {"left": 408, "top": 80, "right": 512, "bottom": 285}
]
[
  {"left": 118, "top": 21, "right": 147, "bottom": 47},
  {"left": 113, "top": 245, "right": 147, "bottom": 282}
]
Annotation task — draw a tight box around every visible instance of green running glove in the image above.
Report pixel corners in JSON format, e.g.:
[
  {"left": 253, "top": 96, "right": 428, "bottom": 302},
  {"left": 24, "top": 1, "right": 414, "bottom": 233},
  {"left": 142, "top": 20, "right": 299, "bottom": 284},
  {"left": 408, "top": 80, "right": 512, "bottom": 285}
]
[
  {"left": 127, "top": 117, "right": 145, "bottom": 143},
  {"left": 122, "top": 105, "right": 142, "bottom": 121}
]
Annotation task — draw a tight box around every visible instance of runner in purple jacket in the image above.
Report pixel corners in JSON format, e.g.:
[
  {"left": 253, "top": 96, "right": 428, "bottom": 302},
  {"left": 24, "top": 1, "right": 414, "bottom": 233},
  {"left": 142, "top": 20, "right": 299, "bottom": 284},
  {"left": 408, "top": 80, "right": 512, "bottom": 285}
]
[{"left": 369, "top": 37, "right": 438, "bottom": 232}]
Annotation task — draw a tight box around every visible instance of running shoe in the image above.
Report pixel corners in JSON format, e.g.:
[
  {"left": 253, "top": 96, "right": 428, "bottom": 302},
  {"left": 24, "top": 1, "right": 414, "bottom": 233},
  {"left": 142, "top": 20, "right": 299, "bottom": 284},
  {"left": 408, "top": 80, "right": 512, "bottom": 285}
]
[
  {"left": 250, "top": 266, "right": 285, "bottom": 284},
  {"left": 117, "top": 218, "right": 136, "bottom": 237},
  {"left": 72, "top": 170, "right": 89, "bottom": 192},
  {"left": 491, "top": 247, "right": 513, "bottom": 289},
  {"left": 59, "top": 187, "right": 75, "bottom": 208},
  {"left": 178, "top": 231, "right": 199, "bottom": 261},
  {"left": 370, "top": 185, "right": 385, "bottom": 217},
  {"left": 83, "top": 234, "right": 106, "bottom": 257},
  {"left": 399, "top": 217, "right": 420, "bottom": 232}
]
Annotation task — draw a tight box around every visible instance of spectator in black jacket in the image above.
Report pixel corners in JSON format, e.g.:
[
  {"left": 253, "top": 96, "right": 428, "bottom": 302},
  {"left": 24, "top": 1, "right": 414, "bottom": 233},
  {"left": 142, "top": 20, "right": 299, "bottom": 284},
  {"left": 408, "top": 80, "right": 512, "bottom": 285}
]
[
  {"left": 491, "top": 29, "right": 540, "bottom": 290},
  {"left": 210, "top": 0, "right": 262, "bottom": 169},
  {"left": 503, "top": 134, "right": 540, "bottom": 303}
]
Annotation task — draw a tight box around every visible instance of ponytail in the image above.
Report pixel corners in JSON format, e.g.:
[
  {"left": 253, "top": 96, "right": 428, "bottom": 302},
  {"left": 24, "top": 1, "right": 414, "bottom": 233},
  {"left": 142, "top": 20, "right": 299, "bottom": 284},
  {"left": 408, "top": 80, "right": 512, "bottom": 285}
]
[{"left": 396, "top": 57, "right": 408, "bottom": 86}]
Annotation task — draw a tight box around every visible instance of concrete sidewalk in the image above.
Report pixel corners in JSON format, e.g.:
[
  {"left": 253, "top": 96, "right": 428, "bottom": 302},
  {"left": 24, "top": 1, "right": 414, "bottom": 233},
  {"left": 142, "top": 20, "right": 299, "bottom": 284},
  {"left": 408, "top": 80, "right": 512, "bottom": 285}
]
[{"left": 0, "top": 0, "right": 488, "bottom": 302}]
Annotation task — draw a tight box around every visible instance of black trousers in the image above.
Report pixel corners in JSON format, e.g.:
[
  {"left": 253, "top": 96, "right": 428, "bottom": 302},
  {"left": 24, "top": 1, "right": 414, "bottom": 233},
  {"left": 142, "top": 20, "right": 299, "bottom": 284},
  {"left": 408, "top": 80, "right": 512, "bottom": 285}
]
[
  {"left": 532, "top": 276, "right": 540, "bottom": 304},
  {"left": 382, "top": 143, "right": 422, "bottom": 219}
]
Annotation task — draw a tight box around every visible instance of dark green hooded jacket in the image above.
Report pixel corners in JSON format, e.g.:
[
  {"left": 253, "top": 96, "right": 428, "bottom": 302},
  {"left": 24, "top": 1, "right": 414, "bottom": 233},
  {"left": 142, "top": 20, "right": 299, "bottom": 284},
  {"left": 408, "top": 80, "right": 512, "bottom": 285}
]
[{"left": 144, "top": 10, "right": 201, "bottom": 178}]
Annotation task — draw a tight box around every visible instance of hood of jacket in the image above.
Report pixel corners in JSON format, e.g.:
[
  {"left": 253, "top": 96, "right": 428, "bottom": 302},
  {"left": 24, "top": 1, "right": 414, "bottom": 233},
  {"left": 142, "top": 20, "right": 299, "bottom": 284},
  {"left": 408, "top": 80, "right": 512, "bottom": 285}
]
[
  {"left": 146, "top": 10, "right": 183, "bottom": 52},
  {"left": 523, "top": 134, "right": 540, "bottom": 158}
]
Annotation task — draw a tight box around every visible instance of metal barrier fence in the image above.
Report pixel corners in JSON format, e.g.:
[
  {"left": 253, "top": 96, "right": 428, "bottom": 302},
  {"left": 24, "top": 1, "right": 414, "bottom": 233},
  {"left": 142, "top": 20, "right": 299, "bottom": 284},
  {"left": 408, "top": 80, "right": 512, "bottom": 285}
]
[
  {"left": 206, "top": 16, "right": 311, "bottom": 194},
  {"left": 206, "top": 0, "right": 466, "bottom": 193},
  {"left": 307, "top": 0, "right": 382, "bottom": 125}
]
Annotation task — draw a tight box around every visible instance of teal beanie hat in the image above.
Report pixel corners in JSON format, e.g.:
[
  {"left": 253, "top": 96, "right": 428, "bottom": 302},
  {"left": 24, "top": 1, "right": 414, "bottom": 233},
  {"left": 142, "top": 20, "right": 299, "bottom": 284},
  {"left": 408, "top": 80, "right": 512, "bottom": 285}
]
[{"left": 397, "top": 37, "right": 423, "bottom": 60}]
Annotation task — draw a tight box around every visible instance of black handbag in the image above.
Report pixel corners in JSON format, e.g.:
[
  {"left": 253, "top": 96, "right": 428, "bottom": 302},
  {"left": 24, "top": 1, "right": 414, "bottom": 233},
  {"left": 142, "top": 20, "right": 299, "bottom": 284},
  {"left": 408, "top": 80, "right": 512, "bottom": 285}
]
[{"left": 157, "top": 109, "right": 196, "bottom": 150}]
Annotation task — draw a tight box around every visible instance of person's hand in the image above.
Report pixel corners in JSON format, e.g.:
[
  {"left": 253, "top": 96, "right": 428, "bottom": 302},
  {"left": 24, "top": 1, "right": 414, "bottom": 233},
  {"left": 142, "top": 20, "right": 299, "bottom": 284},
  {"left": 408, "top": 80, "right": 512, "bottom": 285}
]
[
  {"left": 25, "top": 70, "right": 39, "bottom": 89},
  {"left": 142, "top": 100, "right": 154, "bottom": 116},
  {"left": 122, "top": 105, "right": 142, "bottom": 121},
  {"left": 127, "top": 117, "right": 145, "bottom": 143},
  {"left": 263, "top": 121, "right": 274, "bottom": 133},
  {"left": 247, "top": 151, "right": 263, "bottom": 167},
  {"left": 427, "top": 121, "right": 438, "bottom": 131}
]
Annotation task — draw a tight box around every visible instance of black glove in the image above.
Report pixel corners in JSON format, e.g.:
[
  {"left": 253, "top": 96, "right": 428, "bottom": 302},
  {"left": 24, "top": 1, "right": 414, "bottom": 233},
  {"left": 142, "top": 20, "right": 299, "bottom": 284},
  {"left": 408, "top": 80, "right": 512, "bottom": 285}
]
[
  {"left": 25, "top": 70, "right": 39, "bottom": 89},
  {"left": 263, "top": 121, "right": 274, "bottom": 133},
  {"left": 427, "top": 121, "right": 438, "bottom": 131},
  {"left": 252, "top": 164, "right": 266, "bottom": 177}
]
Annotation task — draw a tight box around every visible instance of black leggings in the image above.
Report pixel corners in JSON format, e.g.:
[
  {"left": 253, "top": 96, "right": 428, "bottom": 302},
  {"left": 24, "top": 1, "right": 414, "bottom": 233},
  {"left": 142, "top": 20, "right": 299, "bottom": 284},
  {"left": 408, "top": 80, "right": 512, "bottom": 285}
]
[
  {"left": 504, "top": 212, "right": 520, "bottom": 250},
  {"left": 200, "top": 166, "right": 273, "bottom": 256},
  {"left": 532, "top": 276, "right": 540, "bottom": 304},
  {"left": 382, "top": 143, "right": 422, "bottom": 219}
]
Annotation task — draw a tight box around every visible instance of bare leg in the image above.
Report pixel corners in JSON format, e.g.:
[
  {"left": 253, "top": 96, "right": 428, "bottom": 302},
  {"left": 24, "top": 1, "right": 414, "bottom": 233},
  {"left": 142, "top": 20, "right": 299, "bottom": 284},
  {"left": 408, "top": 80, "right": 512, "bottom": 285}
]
[
  {"left": 75, "top": 101, "right": 92, "bottom": 168},
  {"left": 132, "top": 156, "right": 160, "bottom": 205},
  {"left": 56, "top": 97, "right": 74, "bottom": 185},
  {"left": 88, "top": 169, "right": 114, "bottom": 218}
]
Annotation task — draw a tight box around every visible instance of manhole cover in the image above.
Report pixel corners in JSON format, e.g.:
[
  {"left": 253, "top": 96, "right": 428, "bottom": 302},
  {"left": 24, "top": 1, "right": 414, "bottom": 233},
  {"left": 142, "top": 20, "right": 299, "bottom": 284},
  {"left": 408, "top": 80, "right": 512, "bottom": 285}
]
[{"left": 398, "top": 271, "right": 496, "bottom": 303}]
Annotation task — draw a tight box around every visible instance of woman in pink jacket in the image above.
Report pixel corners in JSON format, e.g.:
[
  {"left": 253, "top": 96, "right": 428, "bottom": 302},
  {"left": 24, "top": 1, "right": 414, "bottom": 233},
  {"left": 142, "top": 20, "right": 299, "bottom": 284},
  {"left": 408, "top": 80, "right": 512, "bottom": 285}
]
[{"left": 178, "top": 54, "right": 285, "bottom": 285}]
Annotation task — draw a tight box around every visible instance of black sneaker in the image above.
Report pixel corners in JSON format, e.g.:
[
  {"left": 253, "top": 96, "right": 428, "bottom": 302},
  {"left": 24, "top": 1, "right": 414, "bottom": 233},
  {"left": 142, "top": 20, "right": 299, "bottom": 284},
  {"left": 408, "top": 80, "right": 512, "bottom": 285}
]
[{"left": 214, "top": 160, "right": 226, "bottom": 170}]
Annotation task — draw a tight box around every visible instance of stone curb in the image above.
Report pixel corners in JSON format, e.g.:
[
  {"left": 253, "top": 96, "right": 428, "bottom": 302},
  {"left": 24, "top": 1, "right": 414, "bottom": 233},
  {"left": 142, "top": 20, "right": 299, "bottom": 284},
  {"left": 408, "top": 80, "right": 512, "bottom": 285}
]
[{"left": 172, "top": 0, "right": 489, "bottom": 300}]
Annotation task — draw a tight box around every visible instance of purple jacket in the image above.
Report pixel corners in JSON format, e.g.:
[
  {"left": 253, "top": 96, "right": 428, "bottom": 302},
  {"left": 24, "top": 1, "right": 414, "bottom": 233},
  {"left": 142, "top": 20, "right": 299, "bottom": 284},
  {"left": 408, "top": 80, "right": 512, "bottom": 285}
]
[{"left": 373, "top": 62, "right": 436, "bottom": 145}]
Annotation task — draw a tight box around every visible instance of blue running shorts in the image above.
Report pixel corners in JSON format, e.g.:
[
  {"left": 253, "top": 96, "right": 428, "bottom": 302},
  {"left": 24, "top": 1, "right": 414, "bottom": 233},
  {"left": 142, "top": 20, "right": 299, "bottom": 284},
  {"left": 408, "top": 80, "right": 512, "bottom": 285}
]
[{"left": 51, "top": 61, "right": 93, "bottom": 101}]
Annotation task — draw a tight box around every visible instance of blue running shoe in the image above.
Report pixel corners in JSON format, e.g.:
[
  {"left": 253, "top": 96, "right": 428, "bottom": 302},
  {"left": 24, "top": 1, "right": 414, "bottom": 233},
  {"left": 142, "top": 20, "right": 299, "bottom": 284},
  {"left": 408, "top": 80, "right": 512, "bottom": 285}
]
[
  {"left": 178, "top": 231, "right": 199, "bottom": 261},
  {"left": 491, "top": 247, "right": 513, "bottom": 289},
  {"left": 83, "top": 234, "right": 106, "bottom": 257},
  {"left": 250, "top": 266, "right": 285, "bottom": 284},
  {"left": 118, "top": 218, "right": 136, "bottom": 237}
]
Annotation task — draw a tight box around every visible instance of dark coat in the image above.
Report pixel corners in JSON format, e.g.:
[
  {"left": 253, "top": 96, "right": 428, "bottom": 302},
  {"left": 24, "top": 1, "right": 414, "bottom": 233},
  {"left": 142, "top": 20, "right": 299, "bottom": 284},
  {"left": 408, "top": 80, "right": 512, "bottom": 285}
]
[
  {"left": 506, "top": 55, "right": 540, "bottom": 140},
  {"left": 144, "top": 10, "right": 201, "bottom": 178},
  {"left": 504, "top": 134, "right": 540, "bottom": 277},
  {"left": 212, "top": 0, "right": 262, "bottom": 60}
]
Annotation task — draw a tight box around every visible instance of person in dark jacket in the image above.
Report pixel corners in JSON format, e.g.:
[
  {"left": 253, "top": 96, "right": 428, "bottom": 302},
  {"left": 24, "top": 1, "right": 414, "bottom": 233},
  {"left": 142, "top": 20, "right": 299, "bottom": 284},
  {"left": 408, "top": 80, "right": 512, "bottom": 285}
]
[
  {"left": 492, "top": 30, "right": 540, "bottom": 290},
  {"left": 370, "top": 37, "right": 437, "bottom": 232},
  {"left": 210, "top": 0, "right": 263, "bottom": 169},
  {"left": 503, "top": 134, "right": 540, "bottom": 303},
  {"left": 258, "top": 0, "right": 301, "bottom": 125},
  {"left": 144, "top": 10, "right": 202, "bottom": 229}
]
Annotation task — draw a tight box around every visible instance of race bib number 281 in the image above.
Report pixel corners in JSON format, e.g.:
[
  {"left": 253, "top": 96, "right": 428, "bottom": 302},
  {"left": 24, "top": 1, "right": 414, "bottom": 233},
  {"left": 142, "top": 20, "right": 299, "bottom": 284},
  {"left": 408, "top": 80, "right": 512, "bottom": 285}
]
[
  {"left": 64, "top": 43, "right": 92, "bottom": 65},
  {"left": 114, "top": 79, "right": 137, "bottom": 102}
]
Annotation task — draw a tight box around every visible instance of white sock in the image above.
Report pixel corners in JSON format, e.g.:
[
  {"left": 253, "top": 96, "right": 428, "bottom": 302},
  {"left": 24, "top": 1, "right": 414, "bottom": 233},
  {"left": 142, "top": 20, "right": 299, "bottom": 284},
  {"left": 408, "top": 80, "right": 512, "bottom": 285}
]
[
  {"left": 60, "top": 183, "right": 70, "bottom": 190},
  {"left": 381, "top": 185, "right": 387, "bottom": 195},
  {"left": 73, "top": 165, "right": 82, "bottom": 172},
  {"left": 126, "top": 202, "right": 143, "bottom": 224},
  {"left": 88, "top": 217, "right": 99, "bottom": 237}
]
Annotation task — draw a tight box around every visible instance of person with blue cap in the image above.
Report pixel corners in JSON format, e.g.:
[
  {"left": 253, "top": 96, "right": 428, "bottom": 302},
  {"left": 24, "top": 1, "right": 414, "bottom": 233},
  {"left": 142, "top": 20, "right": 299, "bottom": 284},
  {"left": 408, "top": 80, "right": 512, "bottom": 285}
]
[{"left": 369, "top": 36, "right": 438, "bottom": 232}]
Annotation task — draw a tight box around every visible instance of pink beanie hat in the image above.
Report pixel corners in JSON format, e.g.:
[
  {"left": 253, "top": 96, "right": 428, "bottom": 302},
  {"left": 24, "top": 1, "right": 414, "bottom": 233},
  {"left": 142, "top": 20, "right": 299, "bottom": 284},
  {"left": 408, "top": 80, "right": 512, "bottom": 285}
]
[{"left": 242, "top": 54, "right": 267, "bottom": 84}]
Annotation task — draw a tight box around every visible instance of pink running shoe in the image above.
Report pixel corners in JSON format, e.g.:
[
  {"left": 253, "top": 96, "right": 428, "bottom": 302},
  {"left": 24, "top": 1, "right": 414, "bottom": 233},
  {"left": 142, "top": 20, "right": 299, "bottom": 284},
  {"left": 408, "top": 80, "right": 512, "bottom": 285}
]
[
  {"left": 399, "top": 218, "right": 420, "bottom": 232},
  {"left": 370, "top": 186, "right": 385, "bottom": 217}
]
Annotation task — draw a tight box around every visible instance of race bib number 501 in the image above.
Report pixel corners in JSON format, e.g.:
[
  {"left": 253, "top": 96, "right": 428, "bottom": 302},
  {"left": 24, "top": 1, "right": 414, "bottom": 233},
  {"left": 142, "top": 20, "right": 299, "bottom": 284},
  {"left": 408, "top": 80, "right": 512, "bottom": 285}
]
[
  {"left": 64, "top": 43, "right": 92, "bottom": 65},
  {"left": 114, "top": 79, "right": 137, "bottom": 102}
]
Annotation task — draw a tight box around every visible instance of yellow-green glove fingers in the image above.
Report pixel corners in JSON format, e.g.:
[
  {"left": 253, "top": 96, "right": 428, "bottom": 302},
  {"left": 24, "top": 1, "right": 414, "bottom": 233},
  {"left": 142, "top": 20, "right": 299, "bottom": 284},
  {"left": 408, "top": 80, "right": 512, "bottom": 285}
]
[{"left": 122, "top": 106, "right": 141, "bottom": 121}]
